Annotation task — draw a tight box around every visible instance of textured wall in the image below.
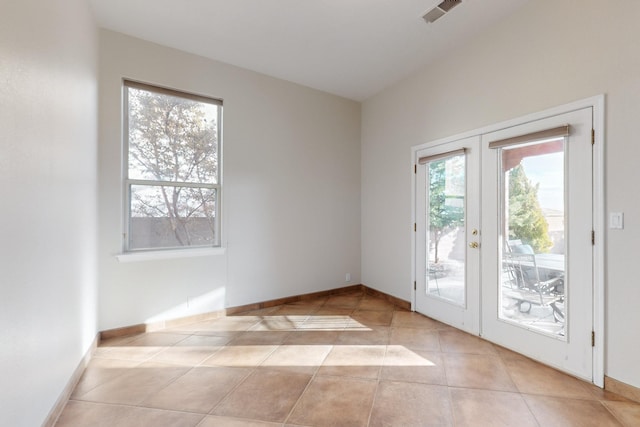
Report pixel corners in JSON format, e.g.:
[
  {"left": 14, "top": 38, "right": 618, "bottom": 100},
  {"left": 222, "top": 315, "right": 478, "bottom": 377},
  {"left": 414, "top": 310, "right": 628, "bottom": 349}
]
[{"left": 0, "top": 1, "right": 98, "bottom": 425}]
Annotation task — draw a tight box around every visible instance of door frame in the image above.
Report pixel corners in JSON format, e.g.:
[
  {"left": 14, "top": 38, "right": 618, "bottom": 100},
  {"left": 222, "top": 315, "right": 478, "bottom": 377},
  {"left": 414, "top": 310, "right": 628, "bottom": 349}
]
[{"left": 410, "top": 95, "right": 605, "bottom": 386}]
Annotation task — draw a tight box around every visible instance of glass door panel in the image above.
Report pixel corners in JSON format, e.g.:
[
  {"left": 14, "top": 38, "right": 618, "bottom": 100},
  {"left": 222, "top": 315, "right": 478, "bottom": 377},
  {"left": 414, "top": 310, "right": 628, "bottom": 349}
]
[
  {"left": 499, "top": 139, "right": 566, "bottom": 337},
  {"left": 427, "top": 154, "right": 466, "bottom": 306}
]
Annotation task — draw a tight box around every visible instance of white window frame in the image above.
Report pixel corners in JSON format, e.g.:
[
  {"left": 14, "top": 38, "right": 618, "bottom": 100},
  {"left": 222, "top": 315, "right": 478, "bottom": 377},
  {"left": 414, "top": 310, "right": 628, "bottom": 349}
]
[{"left": 121, "top": 79, "right": 223, "bottom": 255}]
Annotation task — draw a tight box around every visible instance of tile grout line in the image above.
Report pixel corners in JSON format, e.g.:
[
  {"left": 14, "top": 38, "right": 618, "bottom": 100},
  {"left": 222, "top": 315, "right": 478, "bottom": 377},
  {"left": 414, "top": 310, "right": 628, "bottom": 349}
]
[
  {"left": 518, "top": 390, "right": 545, "bottom": 427},
  {"left": 438, "top": 329, "right": 460, "bottom": 427},
  {"left": 282, "top": 294, "right": 367, "bottom": 426},
  {"left": 72, "top": 334, "right": 178, "bottom": 402},
  {"left": 69, "top": 358, "right": 144, "bottom": 400},
  {"left": 437, "top": 329, "right": 450, "bottom": 388},
  {"left": 599, "top": 400, "right": 629, "bottom": 427},
  {"left": 204, "top": 343, "right": 281, "bottom": 418},
  {"left": 280, "top": 346, "right": 332, "bottom": 426},
  {"left": 148, "top": 314, "right": 271, "bottom": 422},
  {"left": 202, "top": 366, "right": 256, "bottom": 419},
  {"left": 446, "top": 383, "right": 459, "bottom": 427},
  {"left": 125, "top": 331, "right": 205, "bottom": 410},
  {"left": 281, "top": 297, "right": 349, "bottom": 426},
  {"left": 206, "top": 300, "right": 341, "bottom": 424},
  {"left": 64, "top": 398, "right": 210, "bottom": 425},
  {"left": 365, "top": 341, "right": 390, "bottom": 427}
]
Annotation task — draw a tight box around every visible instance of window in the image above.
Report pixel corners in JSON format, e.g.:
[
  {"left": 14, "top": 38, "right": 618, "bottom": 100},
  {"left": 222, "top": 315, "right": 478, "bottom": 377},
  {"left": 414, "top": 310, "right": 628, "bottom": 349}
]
[{"left": 123, "top": 80, "right": 222, "bottom": 252}]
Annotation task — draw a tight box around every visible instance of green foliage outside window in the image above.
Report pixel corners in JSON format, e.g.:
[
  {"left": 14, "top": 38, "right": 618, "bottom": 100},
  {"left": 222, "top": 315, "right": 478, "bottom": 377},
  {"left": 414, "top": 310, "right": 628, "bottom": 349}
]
[
  {"left": 507, "top": 165, "right": 552, "bottom": 253},
  {"left": 429, "top": 159, "right": 464, "bottom": 263}
]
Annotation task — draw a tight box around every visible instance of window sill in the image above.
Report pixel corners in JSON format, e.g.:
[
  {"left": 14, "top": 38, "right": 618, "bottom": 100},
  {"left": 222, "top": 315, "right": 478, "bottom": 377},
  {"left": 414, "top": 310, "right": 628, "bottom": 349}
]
[{"left": 116, "top": 247, "right": 226, "bottom": 263}]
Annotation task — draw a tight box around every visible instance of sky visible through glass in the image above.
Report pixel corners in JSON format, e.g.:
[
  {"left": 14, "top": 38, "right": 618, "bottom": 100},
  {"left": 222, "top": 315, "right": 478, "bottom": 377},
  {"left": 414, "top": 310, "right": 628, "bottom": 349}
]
[{"left": 521, "top": 152, "right": 564, "bottom": 211}]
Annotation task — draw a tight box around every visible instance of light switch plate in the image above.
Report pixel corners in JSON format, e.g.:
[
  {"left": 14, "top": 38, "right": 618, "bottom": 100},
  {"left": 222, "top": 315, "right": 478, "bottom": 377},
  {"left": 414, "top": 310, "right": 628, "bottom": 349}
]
[{"left": 610, "top": 212, "right": 624, "bottom": 229}]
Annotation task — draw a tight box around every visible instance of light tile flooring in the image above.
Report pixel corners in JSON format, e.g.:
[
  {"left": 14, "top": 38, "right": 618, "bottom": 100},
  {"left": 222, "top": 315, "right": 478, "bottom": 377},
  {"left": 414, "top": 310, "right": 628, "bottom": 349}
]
[{"left": 56, "top": 290, "right": 640, "bottom": 426}]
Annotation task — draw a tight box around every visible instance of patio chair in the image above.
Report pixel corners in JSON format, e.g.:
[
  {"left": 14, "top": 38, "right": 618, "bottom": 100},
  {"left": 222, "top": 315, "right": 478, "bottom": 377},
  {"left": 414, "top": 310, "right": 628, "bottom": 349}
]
[{"left": 503, "top": 241, "right": 564, "bottom": 307}]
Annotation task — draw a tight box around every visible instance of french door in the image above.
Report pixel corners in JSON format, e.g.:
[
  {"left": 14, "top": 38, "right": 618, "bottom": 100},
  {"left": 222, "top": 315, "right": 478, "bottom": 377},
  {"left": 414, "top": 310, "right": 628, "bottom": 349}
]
[
  {"left": 414, "top": 107, "right": 595, "bottom": 381},
  {"left": 415, "top": 136, "right": 480, "bottom": 335},
  {"left": 481, "top": 108, "right": 594, "bottom": 380}
]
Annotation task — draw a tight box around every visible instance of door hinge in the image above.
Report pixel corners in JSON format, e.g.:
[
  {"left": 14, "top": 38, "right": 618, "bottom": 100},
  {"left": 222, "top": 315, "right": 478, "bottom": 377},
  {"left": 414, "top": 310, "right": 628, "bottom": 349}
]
[
  {"left": 414, "top": 223, "right": 417, "bottom": 232},
  {"left": 414, "top": 281, "right": 417, "bottom": 291},
  {"left": 592, "top": 331, "right": 595, "bottom": 347},
  {"left": 414, "top": 164, "right": 417, "bottom": 174},
  {"left": 591, "top": 128, "right": 595, "bottom": 145},
  {"left": 591, "top": 230, "right": 595, "bottom": 245}
]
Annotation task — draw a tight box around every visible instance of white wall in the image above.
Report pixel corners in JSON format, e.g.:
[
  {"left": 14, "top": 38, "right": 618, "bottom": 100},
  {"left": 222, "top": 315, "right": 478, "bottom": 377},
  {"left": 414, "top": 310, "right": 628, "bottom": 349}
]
[
  {"left": 361, "top": 0, "right": 640, "bottom": 389},
  {"left": 0, "top": 1, "right": 98, "bottom": 426},
  {"left": 98, "top": 31, "right": 361, "bottom": 331}
]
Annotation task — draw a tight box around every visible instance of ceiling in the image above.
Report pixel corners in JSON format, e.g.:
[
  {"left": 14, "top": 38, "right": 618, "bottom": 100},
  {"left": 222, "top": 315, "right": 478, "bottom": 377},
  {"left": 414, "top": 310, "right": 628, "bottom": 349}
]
[{"left": 89, "top": 0, "right": 529, "bottom": 101}]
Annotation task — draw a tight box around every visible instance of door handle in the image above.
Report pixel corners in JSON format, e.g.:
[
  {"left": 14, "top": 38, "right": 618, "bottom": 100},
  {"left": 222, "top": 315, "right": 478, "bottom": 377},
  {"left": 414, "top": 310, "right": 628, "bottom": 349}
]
[{"left": 469, "top": 242, "right": 479, "bottom": 249}]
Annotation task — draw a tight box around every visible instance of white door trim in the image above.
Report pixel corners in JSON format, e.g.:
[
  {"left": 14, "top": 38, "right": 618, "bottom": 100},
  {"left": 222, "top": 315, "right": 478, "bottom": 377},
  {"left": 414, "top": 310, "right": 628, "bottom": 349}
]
[
  {"left": 410, "top": 95, "right": 605, "bottom": 386},
  {"left": 592, "top": 95, "right": 605, "bottom": 388}
]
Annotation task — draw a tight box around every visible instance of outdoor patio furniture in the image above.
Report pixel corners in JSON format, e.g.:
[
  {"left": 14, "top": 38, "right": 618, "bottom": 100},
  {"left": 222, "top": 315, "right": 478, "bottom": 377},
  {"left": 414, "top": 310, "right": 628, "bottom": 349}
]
[{"left": 503, "top": 241, "right": 564, "bottom": 313}]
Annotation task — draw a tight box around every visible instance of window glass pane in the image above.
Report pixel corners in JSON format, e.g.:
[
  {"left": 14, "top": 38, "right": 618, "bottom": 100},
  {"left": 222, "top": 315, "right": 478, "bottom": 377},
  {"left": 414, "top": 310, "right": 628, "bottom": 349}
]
[
  {"left": 426, "top": 154, "right": 466, "bottom": 306},
  {"left": 499, "top": 138, "right": 566, "bottom": 337},
  {"left": 127, "top": 87, "right": 219, "bottom": 184},
  {"left": 129, "top": 185, "right": 217, "bottom": 250}
]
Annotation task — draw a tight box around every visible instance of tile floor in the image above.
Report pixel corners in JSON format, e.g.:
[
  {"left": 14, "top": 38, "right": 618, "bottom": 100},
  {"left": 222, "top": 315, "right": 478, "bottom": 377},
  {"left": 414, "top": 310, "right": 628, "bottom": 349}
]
[{"left": 55, "top": 290, "right": 640, "bottom": 426}]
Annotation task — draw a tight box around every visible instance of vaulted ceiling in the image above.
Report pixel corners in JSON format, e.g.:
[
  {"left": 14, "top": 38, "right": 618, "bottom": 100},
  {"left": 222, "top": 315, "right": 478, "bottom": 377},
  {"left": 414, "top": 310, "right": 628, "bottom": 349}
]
[{"left": 89, "top": 0, "right": 529, "bottom": 101}]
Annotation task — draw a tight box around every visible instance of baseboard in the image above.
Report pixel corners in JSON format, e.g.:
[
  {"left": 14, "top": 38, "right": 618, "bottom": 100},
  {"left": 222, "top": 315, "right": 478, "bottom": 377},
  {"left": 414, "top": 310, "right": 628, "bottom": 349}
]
[
  {"left": 363, "top": 286, "right": 411, "bottom": 311},
  {"left": 225, "top": 284, "right": 366, "bottom": 315},
  {"left": 100, "top": 309, "right": 227, "bottom": 340},
  {"left": 605, "top": 376, "right": 640, "bottom": 404},
  {"left": 42, "top": 334, "right": 99, "bottom": 427},
  {"left": 100, "top": 284, "right": 410, "bottom": 341}
]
